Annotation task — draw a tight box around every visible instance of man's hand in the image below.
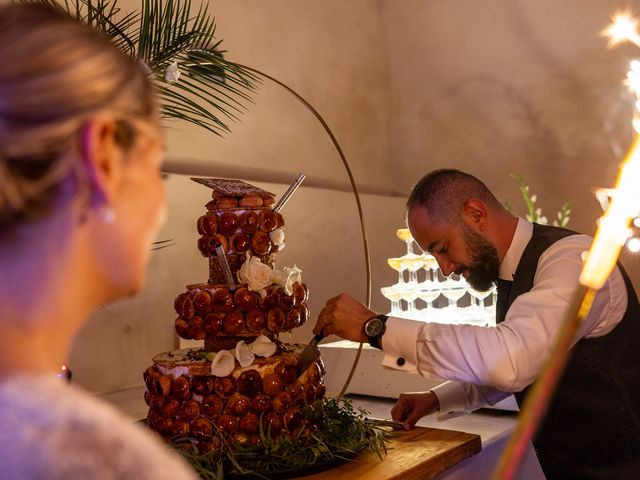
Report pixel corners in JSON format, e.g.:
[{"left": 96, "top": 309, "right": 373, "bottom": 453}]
[
  {"left": 391, "top": 391, "right": 440, "bottom": 430},
  {"left": 313, "top": 293, "right": 376, "bottom": 343}
]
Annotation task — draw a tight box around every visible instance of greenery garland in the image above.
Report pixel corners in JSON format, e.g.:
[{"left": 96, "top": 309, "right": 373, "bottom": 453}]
[{"left": 171, "top": 398, "right": 391, "bottom": 480}]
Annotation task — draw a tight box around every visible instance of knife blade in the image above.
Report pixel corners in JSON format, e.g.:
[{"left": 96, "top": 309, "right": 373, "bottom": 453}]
[
  {"left": 296, "top": 332, "right": 323, "bottom": 378},
  {"left": 364, "top": 417, "right": 405, "bottom": 430}
]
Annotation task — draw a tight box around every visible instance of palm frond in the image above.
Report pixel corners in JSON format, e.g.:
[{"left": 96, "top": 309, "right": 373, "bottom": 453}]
[
  {"left": 22, "top": 0, "right": 259, "bottom": 136},
  {"left": 151, "top": 239, "right": 176, "bottom": 251}
]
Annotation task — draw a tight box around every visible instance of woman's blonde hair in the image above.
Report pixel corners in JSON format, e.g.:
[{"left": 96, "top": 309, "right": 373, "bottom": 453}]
[{"left": 0, "top": 3, "right": 156, "bottom": 228}]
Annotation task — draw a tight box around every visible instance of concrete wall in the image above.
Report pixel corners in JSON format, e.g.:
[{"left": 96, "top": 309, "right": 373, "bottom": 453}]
[
  {"left": 382, "top": 1, "right": 637, "bottom": 233},
  {"left": 68, "top": 0, "right": 640, "bottom": 393}
]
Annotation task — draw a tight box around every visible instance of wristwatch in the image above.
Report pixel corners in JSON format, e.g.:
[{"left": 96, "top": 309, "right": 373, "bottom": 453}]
[{"left": 364, "top": 314, "right": 388, "bottom": 349}]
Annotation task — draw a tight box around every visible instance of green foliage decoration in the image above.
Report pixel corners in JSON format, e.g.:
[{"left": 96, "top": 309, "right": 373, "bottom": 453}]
[
  {"left": 171, "top": 397, "right": 391, "bottom": 480},
  {"left": 23, "top": 0, "right": 259, "bottom": 135},
  {"left": 507, "top": 174, "right": 572, "bottom": 227}
]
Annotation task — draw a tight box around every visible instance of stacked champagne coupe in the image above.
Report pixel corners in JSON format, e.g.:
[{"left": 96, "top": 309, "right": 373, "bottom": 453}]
[{"left": 380, "top": 228, "right": 496, "bottom": 326}]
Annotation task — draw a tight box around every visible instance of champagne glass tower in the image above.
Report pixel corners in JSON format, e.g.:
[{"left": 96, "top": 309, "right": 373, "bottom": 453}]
[{"left": 380, "top": 227, "right": 496, "bottom": 325}]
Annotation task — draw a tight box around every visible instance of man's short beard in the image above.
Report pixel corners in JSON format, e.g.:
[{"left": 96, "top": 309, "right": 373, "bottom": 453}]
[{"left": 460, "top": 223, "right": 500, "bottom": 291}]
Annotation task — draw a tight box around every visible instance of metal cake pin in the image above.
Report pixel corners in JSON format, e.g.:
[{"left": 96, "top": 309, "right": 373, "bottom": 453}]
[{"left": 273, "top": 173, "right": 306, "bottom": 213}]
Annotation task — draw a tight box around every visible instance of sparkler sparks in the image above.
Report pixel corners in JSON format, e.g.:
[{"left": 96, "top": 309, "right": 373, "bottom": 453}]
[
  {"left": 579, "top": 7, "right": 640, "bottom": 278},
  {"left": 602, "top": 10, "right": 640, "bottom": 47},
  {"left": 603, "top": 11, "right": 640, "bottom": 132}
]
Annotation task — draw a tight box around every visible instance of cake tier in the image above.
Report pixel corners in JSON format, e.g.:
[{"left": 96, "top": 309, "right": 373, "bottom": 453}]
[
  {"left": 144, "top": 346, "right": 326, "bottom": 453},
  {"left": 174, "top": 283, "right": 309, "bottom": 344},
  {"left": 196, "top": 207, "right": 285, "bottom": 284}
]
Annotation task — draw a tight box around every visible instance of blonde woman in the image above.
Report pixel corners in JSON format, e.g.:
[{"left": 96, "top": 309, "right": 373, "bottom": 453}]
[{"left": 0, "top": 4, "right": 198, "bottom": 479}]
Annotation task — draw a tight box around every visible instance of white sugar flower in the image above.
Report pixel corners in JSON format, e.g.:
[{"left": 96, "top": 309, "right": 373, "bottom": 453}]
[
  {"left": 248, "top": 335, "right": 277, "bottom": 358},
  {"left": 270, "top": 228, "right": 285, "bottom": 250},
  {"left": 165, "top": 61, "right": 181, "bottom": 83},
  {"left": 283, "top": 265, "right": 302, "bottom": 295},
  {"left": 234, "top": 340, "right": 255, "bottom": 367},
  {"left": 210, "top": 350, "right": 235, "bottom": 377},
  {"left": 237, "top": 253, "right": 273, "bottom": 292},
  {"left": 272, "top": 264, "right": 302, "bottom": 296}
]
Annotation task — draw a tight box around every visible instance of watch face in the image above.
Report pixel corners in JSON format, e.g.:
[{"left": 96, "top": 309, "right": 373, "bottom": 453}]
[{"left": 365, "top": 318, "right": 383, "bottom": 337}]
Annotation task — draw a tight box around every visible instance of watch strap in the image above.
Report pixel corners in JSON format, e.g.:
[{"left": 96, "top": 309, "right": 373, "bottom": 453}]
[{"left": 366, "top": 314, "right": 388, "bottom": 349}]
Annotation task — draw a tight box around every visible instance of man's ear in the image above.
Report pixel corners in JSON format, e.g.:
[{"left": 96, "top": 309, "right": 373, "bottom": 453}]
[
  {"left": 462, "top": 198, "right": 488, "bottom": 230},
  {"left": 79, "top": 118, "right": 123, "bottom": 209}
]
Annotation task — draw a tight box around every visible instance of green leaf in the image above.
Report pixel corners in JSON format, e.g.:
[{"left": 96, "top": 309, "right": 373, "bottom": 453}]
[
  {"left": 169, "top": 397, "right": 392, "bottom": 479},
  {"left": 22, "top": 0, "right": 258, "bottom": 135}
]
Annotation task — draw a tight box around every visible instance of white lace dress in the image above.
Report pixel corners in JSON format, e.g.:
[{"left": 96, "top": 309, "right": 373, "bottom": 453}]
[{"left": 0, "top": 375, "right": 199, "bottom": 480}]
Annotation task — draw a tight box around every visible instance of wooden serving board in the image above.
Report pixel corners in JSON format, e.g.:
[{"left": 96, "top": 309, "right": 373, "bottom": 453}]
[{"left": 293, "top": 426, "right": 481, "bottom": 480}]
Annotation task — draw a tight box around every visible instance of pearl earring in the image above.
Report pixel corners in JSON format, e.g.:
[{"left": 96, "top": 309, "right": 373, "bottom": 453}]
[{"left": 100, "top": 207, "right": 116, "bottom": 224}]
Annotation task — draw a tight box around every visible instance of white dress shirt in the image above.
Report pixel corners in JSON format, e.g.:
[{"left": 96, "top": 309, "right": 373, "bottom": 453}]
[{"left": 381, "top": 218, "right": 628, "bottom": 413}]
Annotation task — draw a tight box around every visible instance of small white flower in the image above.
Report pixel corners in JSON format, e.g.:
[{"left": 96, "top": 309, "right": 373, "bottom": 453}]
[
  {"left": 283, "top": 265, "right": 302, "bottom": 295},
  {"left": 138, "top": 60, "right": 154, "bottom": 77},
  {"left": 165, "top": 61, "right": 181, "bottom": 83},
  {"left": 210, "top": 350, "right": 235, "bottom": 377},
  {"left": 530, "top": 195, "right": 537, "bottom": 203},
  {"left": 538, "top": 215, "right": 548, "bottom": 225},
  {"left": 248, "top": 335, "right": 277, "bottom": 358},
  {"left": 234, "top": 340, "right": 255, "bottom": 367},
  {"left": 270, "top": 228, "right": 285, "bottom": 250},
  {"left": 272, "top": 264, "right": 302, "bottom": 295}
]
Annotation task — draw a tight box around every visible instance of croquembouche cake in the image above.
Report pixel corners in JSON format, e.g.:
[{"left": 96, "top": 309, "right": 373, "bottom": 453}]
[{"left": 143, "top": 178, "right": 325, "bottom": 454}]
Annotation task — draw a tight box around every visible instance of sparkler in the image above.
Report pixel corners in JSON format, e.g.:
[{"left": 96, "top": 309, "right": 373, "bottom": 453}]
[
  {"left": 494, "top": 10, "right": 640, "bottom": 479},
  {"left": 583, "top": 9, "right": 640, "bottom": 287},
  {"left": 601, "top": 10, "right": 640, "bottom": 47}
]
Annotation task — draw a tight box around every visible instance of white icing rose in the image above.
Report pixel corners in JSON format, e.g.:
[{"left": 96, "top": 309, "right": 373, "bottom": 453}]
[
  {"left": 237, "top": 253, "right": 274, "bottom": 292},
  {"left": 234, "top": 340, "right": 255, "bottom": 368},
  {"left": 273, "top": 265, "right": 302, "bottom": 296},
  {"left": 248, "top": 335, "right": 277, "bottom": 358},
  {"left": 270, "top": 228, "right": 285, "bottom": 250},
  {"left": 271, "top": 269, "right": 286, "bottom": 288},
  {"left": 210, "top": 350, "right": 235, "bottom": 377},
  {"left": 165, "top": 61, "right": 181, "bottom": 83}
]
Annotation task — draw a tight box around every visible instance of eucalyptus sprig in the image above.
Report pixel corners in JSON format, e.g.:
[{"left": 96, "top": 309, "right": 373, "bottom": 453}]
[
  {"left": 23, "top": 0, "right": 259, "bottom": 135},
  {"left": 172, "top": 397, "right": 391, "bottom": 480}
]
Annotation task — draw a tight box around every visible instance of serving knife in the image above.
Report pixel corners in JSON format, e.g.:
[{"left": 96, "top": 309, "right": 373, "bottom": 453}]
[
  {"left": 296, "top": 332, "right": 323, "bottom": 378},
  {"left": 364, "top": 417, "right": 405, "bottom": 430}
]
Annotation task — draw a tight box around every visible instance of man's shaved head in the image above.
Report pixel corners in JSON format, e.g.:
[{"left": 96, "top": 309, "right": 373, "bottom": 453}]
[{"left": 407, "top": 169, "right": 501, "bottom": 224}]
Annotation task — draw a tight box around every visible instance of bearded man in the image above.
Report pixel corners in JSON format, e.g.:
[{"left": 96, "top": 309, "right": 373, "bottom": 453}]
[{"left": 314, "top": 169, "right": 640, "bottom": 480}]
